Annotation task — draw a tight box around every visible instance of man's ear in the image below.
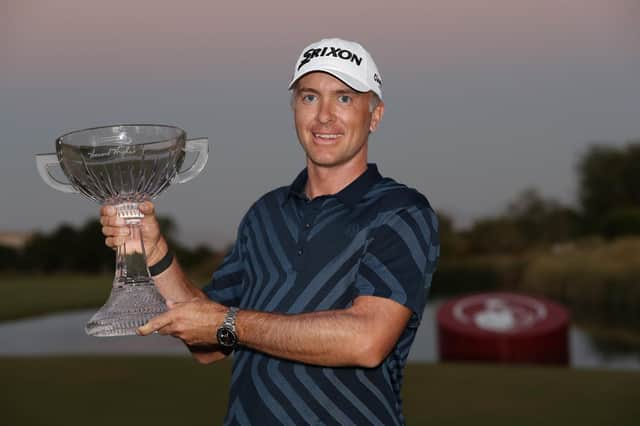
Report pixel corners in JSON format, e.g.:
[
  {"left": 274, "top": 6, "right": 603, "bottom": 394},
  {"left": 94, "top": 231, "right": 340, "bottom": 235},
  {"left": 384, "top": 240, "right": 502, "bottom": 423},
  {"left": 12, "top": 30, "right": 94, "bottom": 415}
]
[{"left": 369, "top": 100, "right": 385, "bottom": 133}]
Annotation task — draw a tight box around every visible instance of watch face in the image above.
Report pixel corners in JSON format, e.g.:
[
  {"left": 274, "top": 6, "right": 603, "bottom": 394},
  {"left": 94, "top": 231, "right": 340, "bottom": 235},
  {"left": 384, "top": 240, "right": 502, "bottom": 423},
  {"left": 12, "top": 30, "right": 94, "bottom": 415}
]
[{"left": 217, "top": 326, "right": 237, "bottom": 348}]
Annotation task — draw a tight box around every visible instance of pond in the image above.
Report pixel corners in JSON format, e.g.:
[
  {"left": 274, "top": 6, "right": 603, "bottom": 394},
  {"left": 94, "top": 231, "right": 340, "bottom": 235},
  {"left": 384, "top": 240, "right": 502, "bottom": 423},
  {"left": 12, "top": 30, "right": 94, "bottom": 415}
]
[{"left": 1, "top": 300, "right": 639, "bottom": 370}]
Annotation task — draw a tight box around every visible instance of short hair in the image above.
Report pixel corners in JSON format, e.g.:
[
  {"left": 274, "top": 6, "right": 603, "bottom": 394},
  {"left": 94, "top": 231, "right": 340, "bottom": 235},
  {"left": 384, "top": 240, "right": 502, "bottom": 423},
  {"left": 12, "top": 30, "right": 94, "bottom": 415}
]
[{"left": 368, "top": 93, "right": 381, "bottom": 113}]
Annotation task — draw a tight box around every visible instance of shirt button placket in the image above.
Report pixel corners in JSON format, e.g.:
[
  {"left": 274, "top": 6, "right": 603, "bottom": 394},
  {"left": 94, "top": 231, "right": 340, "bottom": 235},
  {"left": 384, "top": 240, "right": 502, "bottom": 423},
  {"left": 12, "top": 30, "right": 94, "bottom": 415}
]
[{"left": 296, "top": 200, "right": 320, "bottom": 265}]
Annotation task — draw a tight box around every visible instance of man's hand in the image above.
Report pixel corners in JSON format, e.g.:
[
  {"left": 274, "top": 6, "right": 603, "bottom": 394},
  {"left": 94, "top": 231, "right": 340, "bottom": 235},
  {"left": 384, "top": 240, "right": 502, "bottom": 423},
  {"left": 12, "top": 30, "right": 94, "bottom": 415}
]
[
  {"left": 138, "top": 298, "right": 228, "bottom": 347},
  {"left": 101, "top": 201, "right": 204, "bottom": 315},
  {"left": 100, "top": 201, "right": 168, "bottom": 265}
]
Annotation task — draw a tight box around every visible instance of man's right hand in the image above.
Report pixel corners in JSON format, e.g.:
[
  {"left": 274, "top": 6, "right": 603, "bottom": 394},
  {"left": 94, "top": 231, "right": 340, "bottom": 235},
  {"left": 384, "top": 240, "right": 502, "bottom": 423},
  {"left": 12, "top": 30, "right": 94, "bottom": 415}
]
[{"left": 100, "top": 201, "right": 169, "bottom": 266}]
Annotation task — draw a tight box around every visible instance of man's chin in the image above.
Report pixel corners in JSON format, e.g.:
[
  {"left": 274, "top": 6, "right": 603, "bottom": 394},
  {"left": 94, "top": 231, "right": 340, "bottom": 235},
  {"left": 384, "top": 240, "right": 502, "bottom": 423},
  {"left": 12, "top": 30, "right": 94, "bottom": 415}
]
[
  {"left": 306, "top": 153, "right": 358, "bottom": 169},
  {"left": 308, "top": 159, "right": 338, "bottom": 168},
  {"left": 305, "top": 154, "right": 340, "bottom": 168}
]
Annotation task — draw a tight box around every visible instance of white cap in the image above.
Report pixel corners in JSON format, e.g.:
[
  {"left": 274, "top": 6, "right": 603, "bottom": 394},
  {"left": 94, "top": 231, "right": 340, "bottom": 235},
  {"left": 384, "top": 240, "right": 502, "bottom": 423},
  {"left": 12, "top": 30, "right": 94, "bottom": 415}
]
[{"left": 288, "top": 38, "right": 383, "bottom": 99}]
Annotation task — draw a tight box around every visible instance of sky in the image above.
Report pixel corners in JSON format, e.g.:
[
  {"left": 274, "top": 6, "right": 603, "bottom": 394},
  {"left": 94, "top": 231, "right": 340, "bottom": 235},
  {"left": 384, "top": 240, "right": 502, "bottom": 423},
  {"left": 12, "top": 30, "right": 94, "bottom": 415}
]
[{"left": 2, "top": 0, "right": 639, "bottom": 247}]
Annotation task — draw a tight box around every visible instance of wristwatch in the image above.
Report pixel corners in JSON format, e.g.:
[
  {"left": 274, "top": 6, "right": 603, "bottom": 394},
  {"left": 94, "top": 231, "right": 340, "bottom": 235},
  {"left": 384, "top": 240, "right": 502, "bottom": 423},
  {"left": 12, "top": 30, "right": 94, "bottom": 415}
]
[{"left": 216, "top": 307, "right": 239, "bottom": 349}]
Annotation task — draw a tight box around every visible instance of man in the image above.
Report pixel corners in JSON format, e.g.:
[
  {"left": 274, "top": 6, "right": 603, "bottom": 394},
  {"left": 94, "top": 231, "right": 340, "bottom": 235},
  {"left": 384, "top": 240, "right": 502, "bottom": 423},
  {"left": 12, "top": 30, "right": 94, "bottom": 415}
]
[{"left": 101, "top": 38, "right": 439, "bottom": 425}]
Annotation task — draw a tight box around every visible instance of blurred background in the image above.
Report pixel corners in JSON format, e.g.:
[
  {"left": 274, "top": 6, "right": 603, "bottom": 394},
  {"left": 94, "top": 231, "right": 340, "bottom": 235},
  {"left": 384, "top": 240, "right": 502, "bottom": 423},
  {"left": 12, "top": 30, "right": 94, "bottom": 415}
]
[{"left": 2, "top": 0, "right": 640, "bottom": 424}]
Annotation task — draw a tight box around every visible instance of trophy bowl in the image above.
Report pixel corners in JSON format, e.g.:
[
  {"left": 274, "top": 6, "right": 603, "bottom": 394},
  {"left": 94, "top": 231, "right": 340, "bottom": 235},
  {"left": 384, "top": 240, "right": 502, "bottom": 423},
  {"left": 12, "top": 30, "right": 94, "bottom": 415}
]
[{"left": 35, "top": 124, "right": 208, "bottom": 337}]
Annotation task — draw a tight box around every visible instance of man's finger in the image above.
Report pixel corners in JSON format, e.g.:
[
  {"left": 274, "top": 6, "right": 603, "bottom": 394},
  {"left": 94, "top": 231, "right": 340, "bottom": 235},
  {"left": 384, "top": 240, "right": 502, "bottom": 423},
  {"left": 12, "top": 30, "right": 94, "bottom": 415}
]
[
  {"left": 100, "top": 205, "right": 117, "bottom": 216},
  {"left": 140, "top": 201, "right": 155, "bottom": 215},
  {"left": 100, "top": 215, "right": 125, "bottom": 227},
  {"left": 157, "top": 324, "right": 176, "bottom": 336},
  {"left": 105, "top": 236, "right": 128, "bottom": 248},
  {"left": 138, "top": 313, "right": 173, "bottom": 336},
  {"left": 102, "top": 226, "right": 130, "bottom": 237}
]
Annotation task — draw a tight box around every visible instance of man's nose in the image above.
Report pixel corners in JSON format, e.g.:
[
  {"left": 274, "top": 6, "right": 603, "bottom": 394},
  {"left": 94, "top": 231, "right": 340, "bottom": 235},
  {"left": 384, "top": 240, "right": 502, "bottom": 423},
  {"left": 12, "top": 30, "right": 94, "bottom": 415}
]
[{"left": 317, "top": 100, "right": 335, "bottom": 124}]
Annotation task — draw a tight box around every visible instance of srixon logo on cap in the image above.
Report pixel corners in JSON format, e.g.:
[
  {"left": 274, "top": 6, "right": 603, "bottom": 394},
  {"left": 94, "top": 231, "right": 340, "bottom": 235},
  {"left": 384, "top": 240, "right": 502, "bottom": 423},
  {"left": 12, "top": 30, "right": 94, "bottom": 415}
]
[
  {"left": 374, "top": 73, "right": 382, "bottom": 87},
  {"left": 298, "top": 46, "right": 363, "bottom": 70}
]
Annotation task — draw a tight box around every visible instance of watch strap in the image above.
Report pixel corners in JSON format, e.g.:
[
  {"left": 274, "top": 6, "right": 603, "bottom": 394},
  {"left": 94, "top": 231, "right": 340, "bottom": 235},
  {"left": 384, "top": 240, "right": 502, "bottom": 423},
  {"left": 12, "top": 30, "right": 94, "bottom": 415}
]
[
  {"left": 223, "top": 307, "right": 239, "bottom": 334},
  {"left": 148, "top": 251, "right": 174, "bottom": 276},
  {"left": 217, "top": 307, "right": 239, "bottom": 349}
]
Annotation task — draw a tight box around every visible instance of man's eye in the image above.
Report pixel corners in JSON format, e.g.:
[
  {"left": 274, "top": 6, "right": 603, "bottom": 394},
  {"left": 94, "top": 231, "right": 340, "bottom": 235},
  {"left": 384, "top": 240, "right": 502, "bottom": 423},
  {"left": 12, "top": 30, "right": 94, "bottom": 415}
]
[
  {"left": 338, "top": 95, "right": 352, "bottom": 104},
  {"left": 302, "top": 94, "right": 317, "bottom": 103}
]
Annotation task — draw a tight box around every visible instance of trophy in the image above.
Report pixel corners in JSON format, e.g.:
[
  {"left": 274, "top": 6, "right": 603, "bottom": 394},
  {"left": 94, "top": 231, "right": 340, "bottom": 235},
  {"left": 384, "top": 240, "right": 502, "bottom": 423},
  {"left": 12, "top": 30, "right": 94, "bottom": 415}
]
[{"left": 35, "top": 124, "right": 208, "bottom": 337}]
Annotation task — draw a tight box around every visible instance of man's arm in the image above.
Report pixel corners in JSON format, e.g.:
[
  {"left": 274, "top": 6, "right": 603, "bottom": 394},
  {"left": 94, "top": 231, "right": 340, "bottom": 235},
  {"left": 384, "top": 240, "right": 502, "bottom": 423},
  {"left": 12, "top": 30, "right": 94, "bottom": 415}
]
[
  {"left": 101, "top": 202, "right": 203, "bottom": 302},
  {"left": 100, "top": 202, "right": 229, "bottom": 363},
  {"left": 236, "top": 296, "right": 412, "bottom": 367},
  {"left": 138, "top": 295, "right": 412, "bottom": 368},
  {"left": 151, "top": 260, "right": 233, "bottom": 364}
]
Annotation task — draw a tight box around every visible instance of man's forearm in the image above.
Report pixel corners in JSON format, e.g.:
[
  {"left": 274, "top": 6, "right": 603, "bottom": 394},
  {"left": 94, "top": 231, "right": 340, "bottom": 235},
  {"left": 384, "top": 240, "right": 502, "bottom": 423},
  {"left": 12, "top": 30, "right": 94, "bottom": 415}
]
[
  {"left": 235, "top": 300, "right": 406, "bottom": 368},
  {"left": 151, "top": 249, "right": 204, "bottom": 303},
  {"left": 138, "top": 278, "right": 409, "bottom": 367},
  {"left": 148, "top": 252, "right": 225, "bottom": 363}
]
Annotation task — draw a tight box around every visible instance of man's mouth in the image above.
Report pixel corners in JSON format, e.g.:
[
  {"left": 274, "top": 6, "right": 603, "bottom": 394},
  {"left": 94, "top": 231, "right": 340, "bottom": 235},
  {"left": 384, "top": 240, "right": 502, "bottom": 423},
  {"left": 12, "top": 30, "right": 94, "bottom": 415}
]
[{"left": 313, "top": 133, "right": 343, "bottom": 144}]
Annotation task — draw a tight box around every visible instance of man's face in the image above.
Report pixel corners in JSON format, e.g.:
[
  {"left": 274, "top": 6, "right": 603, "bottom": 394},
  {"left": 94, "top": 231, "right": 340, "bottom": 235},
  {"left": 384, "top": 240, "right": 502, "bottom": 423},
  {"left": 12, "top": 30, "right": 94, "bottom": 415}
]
[{"left": 292, "top": 72, "right": 384, "bottom": 169}]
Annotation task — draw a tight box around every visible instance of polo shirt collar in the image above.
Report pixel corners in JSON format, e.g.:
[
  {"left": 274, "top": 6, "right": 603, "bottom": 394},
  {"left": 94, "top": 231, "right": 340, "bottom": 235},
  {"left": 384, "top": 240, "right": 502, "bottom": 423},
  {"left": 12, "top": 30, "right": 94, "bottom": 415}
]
[{"left": 287, "top": 163, "right": 383, "bottom": 208}]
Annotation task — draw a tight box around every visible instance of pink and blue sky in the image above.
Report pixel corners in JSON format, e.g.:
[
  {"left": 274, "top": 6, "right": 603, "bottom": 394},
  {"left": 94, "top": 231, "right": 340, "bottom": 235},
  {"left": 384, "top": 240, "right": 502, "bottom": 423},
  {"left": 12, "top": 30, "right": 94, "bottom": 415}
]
[{"left": 2, "top": 0, "right": 639, "bottom": 245}]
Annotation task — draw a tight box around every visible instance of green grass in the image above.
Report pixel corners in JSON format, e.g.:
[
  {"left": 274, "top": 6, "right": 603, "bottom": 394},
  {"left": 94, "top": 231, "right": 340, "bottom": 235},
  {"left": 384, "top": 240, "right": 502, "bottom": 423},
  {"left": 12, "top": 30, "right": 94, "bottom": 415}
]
[
  {"left": 404, "top": 362, "right": 640, "bottom": 425},
  {"left": 0, "top": 273, "right": 213, "bottom": 322},
  {"left": 1, "top": 357, "right": 639, "bottom": 425},
  {"left": 0, "top": 274, "right": 111, "bottom": 321}
]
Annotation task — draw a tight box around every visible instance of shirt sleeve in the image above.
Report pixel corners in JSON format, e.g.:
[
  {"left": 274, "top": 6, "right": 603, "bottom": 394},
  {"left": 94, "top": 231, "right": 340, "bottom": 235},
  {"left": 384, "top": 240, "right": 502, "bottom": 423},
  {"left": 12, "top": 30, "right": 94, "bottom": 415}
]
[
  {"left": 202, "top": 216, "right": 248, "bottom": 307},
  {"left": 353, "top": 204, "right": 439, "bottom": 327}
]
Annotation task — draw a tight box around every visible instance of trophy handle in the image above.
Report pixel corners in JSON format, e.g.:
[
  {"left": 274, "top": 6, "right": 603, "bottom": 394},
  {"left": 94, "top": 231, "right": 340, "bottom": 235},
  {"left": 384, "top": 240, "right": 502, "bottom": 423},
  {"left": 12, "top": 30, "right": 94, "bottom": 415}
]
[
  {"left": 174, "top": 138, "right": 209, "bottom": 184},
  {"left": 35, "top": 153, "right": 78, "bottom": 193}
]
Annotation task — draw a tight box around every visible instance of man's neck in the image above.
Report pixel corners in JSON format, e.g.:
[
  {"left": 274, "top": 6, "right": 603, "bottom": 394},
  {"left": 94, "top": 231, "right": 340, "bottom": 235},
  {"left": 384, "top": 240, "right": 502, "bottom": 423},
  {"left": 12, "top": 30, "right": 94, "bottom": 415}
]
[{"left": 304, "top": 160, "right": 368, "bottom": 200}]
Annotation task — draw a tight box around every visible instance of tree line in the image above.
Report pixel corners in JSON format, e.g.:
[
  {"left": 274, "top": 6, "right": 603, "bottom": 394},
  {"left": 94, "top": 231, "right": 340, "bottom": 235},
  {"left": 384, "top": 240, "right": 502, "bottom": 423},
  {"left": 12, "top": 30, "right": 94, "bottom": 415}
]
[
  {"left": 0, "top": 216, "right": 224, "bottom": 274},
  {"left": 440, "top": 139, "right": 640, "bottom": 256},
  {"left": 2, "top": 140, "right": 640, "bottom": 272}
]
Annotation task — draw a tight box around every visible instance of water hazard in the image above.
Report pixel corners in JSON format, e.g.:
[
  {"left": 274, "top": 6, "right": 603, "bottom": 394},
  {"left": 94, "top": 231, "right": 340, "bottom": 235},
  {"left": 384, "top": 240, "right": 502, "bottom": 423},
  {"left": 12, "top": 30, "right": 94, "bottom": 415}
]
[{"left": 0, "top": 301, "right": 639, "bottom": 370}]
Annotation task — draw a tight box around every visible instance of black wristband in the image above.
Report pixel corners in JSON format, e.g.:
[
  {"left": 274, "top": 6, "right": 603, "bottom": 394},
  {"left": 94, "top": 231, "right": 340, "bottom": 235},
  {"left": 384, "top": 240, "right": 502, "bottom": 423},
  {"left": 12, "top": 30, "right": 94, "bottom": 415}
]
[{"left": 148, "top": 251, "right": 174, "bottom": 276}]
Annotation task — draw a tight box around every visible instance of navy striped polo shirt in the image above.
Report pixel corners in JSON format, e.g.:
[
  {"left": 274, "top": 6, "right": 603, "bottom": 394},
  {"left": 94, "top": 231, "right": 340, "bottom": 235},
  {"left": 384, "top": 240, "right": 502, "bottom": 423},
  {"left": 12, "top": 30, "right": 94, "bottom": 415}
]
[{"left": 203, "top": 163, "right": 439, "bottom": 425}]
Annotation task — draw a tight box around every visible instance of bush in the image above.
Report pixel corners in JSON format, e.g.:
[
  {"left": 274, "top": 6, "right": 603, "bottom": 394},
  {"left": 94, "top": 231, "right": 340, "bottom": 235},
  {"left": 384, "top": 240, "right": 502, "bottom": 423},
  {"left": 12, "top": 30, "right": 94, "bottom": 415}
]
[
  {"left": 463, "top": 218, "right": 527, "bottom": 254},
  {"left": 0, "top": 245, "right": 19, "bottom": 271},
  {"left": 431, "top": 255, "right": 526, "bottom": 297},
  {"left": 519, "top": 238, "right": 640, "bottom": 324},
  {"left": 602, "top": 208, "right": 640, "bottom": 238}
]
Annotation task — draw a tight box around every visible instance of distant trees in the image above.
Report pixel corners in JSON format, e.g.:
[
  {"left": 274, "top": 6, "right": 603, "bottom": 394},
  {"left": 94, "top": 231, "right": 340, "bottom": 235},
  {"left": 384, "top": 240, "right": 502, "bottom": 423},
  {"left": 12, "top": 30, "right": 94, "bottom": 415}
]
[
  {"left": 505, "top": 188, "right": 580, "bottom": 244},
  {"left": 0, "top": 216, "right": 223, "bottom": 274},
  {"left": 0, "top": 245, "right": 19, "bottom": 270},
  {"left": 19, "top": 221, "right": 113, "bottom": 273},
  {"left": 443, "top": 139, "right": 640, "bottom": 256},
  {"left": 444, "top": 188, "right": 579, "bottom": 256},
  {"left": 578, "top": 140, "right": 640, "bottom": 237}
]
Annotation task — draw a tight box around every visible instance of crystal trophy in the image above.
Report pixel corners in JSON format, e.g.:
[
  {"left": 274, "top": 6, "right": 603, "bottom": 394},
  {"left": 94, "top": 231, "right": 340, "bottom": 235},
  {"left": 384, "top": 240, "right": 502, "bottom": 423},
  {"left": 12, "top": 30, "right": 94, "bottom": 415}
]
[{"left": 35, "top": 124, "right": 208, "bottom": 337}]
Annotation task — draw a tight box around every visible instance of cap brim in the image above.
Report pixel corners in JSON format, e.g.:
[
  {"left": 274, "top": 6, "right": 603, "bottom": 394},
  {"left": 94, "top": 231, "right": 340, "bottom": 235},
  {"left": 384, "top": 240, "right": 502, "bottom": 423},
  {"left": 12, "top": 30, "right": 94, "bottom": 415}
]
[{"left": 288, "top": 67, "right": 370, "bottom": 94}]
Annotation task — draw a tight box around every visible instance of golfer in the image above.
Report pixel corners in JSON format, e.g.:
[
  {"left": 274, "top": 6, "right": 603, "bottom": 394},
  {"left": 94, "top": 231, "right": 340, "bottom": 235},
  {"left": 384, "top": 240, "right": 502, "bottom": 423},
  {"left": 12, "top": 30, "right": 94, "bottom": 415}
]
[{"left": 101, "top": 37, "right": 439, "bottom": 425}]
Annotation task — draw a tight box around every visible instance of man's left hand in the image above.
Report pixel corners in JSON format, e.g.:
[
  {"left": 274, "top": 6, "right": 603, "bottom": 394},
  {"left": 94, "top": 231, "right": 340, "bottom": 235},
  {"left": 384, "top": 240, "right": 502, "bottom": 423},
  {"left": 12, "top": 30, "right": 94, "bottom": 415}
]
[{"left": 137, "top": 298, "right": 228, "bottom": 347}]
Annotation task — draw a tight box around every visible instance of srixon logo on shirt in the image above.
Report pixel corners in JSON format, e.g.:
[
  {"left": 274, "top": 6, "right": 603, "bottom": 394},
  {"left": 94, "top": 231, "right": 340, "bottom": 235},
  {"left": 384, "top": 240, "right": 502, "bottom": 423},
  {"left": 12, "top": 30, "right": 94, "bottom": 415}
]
[{"left": 297, "top": 46, "right": 363, "bottom": 70}]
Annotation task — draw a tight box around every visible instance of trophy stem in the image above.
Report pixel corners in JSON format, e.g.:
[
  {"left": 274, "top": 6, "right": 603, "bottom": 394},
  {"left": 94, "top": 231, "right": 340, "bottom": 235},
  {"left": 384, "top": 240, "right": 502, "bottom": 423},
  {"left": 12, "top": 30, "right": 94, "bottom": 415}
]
[
  {"left": 85, "top": 203, "right": 167, "bottom": 337},
  {"left": 115, "top": 223, "right": 150, "bottom": 285}
]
